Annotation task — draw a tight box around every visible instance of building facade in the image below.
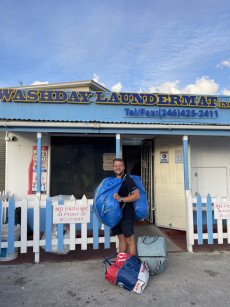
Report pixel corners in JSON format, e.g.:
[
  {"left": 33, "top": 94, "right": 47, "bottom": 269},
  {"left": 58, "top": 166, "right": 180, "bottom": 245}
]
[{"left": 1, "top": 80, "right": 230, "bottom": 231}]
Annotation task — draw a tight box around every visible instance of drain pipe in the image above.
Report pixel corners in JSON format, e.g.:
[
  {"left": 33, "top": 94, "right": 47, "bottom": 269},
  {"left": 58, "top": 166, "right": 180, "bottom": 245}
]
[
  {"left": 183, "top": 136, "right": 193, "bottom": 252},
  {"left": 116, "top": 134, "right": 121, "bottom": 158},
  {"left": 36, "top": 133, "right": 42, "bottom": 199},
  {"left": 33, "top": 132, "right": 42, "bottom": 263}
]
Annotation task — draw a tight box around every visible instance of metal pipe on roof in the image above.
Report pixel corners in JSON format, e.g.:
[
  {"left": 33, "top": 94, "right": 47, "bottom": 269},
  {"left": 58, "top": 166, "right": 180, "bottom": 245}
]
[{"left": 1, "top": 121, "right": 230, "bottom": 130}]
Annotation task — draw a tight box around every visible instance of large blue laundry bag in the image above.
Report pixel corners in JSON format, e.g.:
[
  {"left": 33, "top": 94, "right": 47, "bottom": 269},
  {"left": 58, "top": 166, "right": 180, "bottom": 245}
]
[
  {"left": 129, "top": 175, "right": 148, "bottom": 220},
  {"left": 93, "top": 176, "right": 148, "bottom": 227},
  {"left": 93, "top": 177, "right": 123, "bottom": 227}
]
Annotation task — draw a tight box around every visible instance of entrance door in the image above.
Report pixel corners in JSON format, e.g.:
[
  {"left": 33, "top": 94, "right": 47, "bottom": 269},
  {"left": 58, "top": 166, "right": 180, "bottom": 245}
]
[
  {"left": 141, "top": 141, "right": 154, "bottom": 223},
  {"left": 154, "top": 137, "right": 186, "bottom": 230}
]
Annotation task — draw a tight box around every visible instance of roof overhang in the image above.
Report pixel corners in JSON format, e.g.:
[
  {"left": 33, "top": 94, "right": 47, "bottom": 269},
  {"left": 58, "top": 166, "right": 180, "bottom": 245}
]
[{"left": 1, "top": 121, "right": 230, "bottom": 137}]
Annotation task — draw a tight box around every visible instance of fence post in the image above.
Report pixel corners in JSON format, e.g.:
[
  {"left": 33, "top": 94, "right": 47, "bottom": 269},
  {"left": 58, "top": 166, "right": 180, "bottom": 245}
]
[
  {"left": 216, "top": 194, "right": 224, "bottom": 244},
  {"left": 69, "top": 195, "right": 76, "bottom": 251},
  {"left": 45, "top": 197, "right": 52, "bottom": 252},
  {"left": 33, "top": 196, "right": 40, "bottom": 263},
  {"left": 8, "top": 197, "right": 15, "bottom": 254},
  {"left": 20, "top": 197, "right": 28, "bottom": 253},
  {"left": 206, "top": 194, "right": 213, "bottom": 244},
  {"left": 81, "top": 195, "right": 88, "bottom": 250},
  {"left": 93, "top": 210, "right": 99, "bottom": 249},
  {"left": 104, "top": 225, "right": 111, "bottom": 249},
  {"left": 186, "top": 191, "right": 194, "bottom": 252},
  {"left": 57, "top": 196, "right": 64, "bottom": 252},
  {"left": 197, "top": 194, "right": 203, "bottom": 245}
]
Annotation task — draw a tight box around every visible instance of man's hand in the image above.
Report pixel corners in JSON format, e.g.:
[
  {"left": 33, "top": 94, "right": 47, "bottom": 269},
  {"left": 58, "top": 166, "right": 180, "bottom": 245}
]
[
  {"left": 113, "top": 190, "right": 140, "bottom": 203},
  {"left": 113, "top": 193, "right": 122, "bottom": 202}
]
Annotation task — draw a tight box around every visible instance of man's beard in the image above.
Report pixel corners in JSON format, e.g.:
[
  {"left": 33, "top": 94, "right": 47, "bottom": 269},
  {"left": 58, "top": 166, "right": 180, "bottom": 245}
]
[{"left": 115, "top": 171, "right": 124, "bottom": 177}]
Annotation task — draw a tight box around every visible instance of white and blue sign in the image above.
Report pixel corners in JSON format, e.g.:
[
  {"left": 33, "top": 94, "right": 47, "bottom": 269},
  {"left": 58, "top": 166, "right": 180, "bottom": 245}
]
[{"left": 0, "top": 88, "right": 230, "bottom": 125}]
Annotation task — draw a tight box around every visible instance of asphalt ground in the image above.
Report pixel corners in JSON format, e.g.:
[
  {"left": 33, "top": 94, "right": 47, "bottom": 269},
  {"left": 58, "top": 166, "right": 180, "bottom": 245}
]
[
  {"left": 1, "top": 222, "right": 230, "bottom": 306},
  {"left": 0, "top": 251, "right": 229, "bottom": 307}
]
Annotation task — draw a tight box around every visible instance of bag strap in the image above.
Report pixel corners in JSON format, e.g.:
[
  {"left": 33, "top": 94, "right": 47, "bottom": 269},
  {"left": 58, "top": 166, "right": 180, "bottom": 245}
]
[
  {"left": 152, "top": 260, "right": 162, "bottom": 274},
  {"left": 121, "top": 174, "right": 130, "bottom": 210},
  {"left": 103, "top": 252, "right": 118, "bottom": 264},
  {"left": 103, "top": 253, "right": 118, "bottom": 273},
  {"left": 142, "top": 236, "right": 159, "bottom": 244}
]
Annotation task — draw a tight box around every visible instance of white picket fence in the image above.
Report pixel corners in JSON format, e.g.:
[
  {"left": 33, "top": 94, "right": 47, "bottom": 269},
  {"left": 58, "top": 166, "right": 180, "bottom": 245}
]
[
  {"left": 0, "top": 194, "right": 119, "bottom": 263},
  {"left": 0, "top": 191, "right": 9, "bottom": 201},
  {"left": 186, "top": 191, "right": 230, "bottom": 252}
]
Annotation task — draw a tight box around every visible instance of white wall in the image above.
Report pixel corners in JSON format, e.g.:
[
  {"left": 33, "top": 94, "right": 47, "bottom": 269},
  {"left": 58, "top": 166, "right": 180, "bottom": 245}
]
[
  {"left": 190, "top": 136, "right": 230, "bottom": 198},
  {"left": 5, "top": 132, "right": 50, "bottom": 199}
]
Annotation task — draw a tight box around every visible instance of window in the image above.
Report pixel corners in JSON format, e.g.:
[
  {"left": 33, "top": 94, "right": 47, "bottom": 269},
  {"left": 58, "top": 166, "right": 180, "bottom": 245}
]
[{"left": 51, "top": 136, "right": 115, "bottom": 198}]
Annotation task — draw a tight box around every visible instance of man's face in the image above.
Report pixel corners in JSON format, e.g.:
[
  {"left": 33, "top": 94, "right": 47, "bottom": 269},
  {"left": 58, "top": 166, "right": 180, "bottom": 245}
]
[{"left": 113, "top": 161, "right": 125, "bottom": 177}]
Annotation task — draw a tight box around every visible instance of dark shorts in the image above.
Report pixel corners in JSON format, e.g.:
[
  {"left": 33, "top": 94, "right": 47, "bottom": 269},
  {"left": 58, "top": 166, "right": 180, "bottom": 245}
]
[{"left": 112, "top": 216, "right": 134, "bottom": 238}]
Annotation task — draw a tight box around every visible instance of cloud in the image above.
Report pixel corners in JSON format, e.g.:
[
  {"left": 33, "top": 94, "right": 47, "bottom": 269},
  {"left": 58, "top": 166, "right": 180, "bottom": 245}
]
[
  {"left": 149, "top": 76, "right": 219, "bottom": 95},
  {"left": 149, "top": 81, "right": 181, "bottom": 94},
  {"left": 183, "top": 76, "right": 219, "bottom": 95},
  {"left": 92, "top": 74, "right": 106, "bottom": 87},
  {"left": 92, "top": 73, "right": 100, "bottom": 83},
  {"left": 222, "top": 89, "right": 230, "bottom": 95},
  {"left": 31, "top": 81, "right": 49, "bottom": 85},
  {"left": 217, "top": 58, "right": 230, "bottom": 68},
  {"left": 112, "top": 82, "right": 122, "bottom": 92}
]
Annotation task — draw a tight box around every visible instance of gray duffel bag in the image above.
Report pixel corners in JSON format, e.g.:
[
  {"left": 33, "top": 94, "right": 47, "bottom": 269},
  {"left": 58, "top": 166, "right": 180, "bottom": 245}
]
[{"left": 137, "top": 236, "right": 167, "bottom": 275}]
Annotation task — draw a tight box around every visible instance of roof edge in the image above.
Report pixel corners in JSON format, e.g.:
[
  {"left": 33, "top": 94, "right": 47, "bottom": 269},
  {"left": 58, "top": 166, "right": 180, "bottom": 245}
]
[{"left": 13, "top": 80, "right": 110, "bottom": 92}]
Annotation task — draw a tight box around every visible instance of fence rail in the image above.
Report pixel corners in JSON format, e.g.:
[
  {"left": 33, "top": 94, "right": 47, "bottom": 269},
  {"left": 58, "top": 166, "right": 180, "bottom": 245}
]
[
  {"left": 0, "top": 195, "right": 118, "bottom": 263},
  {"left": 186, "top": 191, "right": 230, "bottom": 252}
]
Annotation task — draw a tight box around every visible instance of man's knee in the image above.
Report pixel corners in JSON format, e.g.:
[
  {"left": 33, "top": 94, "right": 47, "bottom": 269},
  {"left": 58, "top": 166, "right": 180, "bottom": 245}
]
[
  {"left": 118, "top": 234, "right": 125, "bottom": 241},
  {"left": 125, "top": 234, "right": 135, "bottom": 244}
]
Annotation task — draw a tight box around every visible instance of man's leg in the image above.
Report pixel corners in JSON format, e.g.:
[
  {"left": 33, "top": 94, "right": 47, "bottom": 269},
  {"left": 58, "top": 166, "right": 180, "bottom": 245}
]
[
  {"left": 117, "top": 234, "right": 127, "bottom": 252},
  {"left": 125, "top": 235, "right": 136, "bottom": 255}
]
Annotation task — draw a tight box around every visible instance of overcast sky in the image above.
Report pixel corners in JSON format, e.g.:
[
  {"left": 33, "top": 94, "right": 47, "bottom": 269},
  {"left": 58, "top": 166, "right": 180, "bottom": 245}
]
[{"left": 1, "top": 0, "right": 230, "bottom": 95}]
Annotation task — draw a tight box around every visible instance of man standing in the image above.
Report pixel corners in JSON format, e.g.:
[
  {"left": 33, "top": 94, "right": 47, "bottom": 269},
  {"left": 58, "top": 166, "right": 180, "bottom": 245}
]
[{"left": 112, "top": 158, "right": 140, "bottom": 255}]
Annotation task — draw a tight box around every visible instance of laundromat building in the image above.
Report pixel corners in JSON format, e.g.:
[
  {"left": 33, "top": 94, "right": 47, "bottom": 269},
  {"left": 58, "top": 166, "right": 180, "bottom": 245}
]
[{"left": 1, "top": 80, "right": 230, "bottom": 233}]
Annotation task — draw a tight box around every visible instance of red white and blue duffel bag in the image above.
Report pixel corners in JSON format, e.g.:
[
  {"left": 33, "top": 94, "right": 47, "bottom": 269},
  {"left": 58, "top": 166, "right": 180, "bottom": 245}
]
[{"left": 103, "top": 252, "right": 149, "bottom": 294}]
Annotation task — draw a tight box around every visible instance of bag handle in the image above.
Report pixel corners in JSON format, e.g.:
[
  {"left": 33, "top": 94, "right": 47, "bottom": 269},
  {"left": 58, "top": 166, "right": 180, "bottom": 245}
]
[
  {"left": 103, "top": 253, "right": 118, "bottom": 273},
  {"left": 152, "top": 260, "right": 162, "bottom": 274},
  {"left": 142, "top": 236, "right": 159, "bottom": 244}
]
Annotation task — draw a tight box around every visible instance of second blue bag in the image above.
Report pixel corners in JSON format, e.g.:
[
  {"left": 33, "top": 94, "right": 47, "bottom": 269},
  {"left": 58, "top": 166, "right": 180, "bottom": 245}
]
[{"left": 129, "top": 175, "right": 148, "bottom": 220}]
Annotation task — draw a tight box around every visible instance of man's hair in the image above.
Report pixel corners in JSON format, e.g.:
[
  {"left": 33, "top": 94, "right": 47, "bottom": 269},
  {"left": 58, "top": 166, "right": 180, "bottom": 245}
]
[{"left": 113, "top": 158, "right": 125, "bottom": 165}]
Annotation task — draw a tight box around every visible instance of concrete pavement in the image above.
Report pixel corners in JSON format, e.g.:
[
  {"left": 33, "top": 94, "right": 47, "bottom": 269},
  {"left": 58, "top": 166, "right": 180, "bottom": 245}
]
[
  {"left": 0, "top": 251, "right": 230, "bottom": 307},
  {"left": 134, "top": 223, "right": 184, "bottom": 252}
]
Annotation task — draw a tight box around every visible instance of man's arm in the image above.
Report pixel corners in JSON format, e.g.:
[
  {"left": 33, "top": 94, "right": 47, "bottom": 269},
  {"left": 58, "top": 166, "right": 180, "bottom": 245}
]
[{"left": 113, "top": 190, "right": 140, "bottom": 203}]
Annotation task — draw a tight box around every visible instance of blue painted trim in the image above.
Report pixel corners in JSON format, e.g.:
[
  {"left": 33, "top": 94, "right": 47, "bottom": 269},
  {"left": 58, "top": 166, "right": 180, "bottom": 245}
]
[
  {"left": 36, "top": 136, "right": 42, "bottom": 193},
  {"left": 8, "top": 197, "right": 15, "bottom": 254},
  {"left": 0, "top": 200, "right": 2, "bottom": 251},
  {"left": 93, "top": 211, "right": 99, "bottom": 249},
  {"left": 197, "top": 194, "right": 203, "bottom": 244},
  {"left": 116, "top": 137, "right": 120, "bottom": 158},
  {"left": 2, "top": 126, "right": 230, "bottom": 137},
  {"left": 45, "top": 197, "right": 52, "bottom": 252},
  {"left": 57, "top": 196, "right": 64, "bottom": 251},
  {"left": 104, "top": 225, "right": 110, "bottom": 249},
  {"left": 183, "top": 137, "right": 189, "bottom": 190},
  {"left": 206, "top": 194, "right": 213, "bottom": 244},
  {"left": 1, "top": 92, "right": 230, "bottom": 126}
]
